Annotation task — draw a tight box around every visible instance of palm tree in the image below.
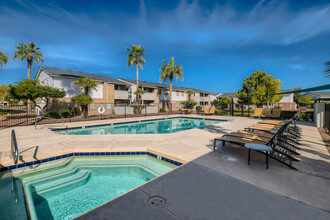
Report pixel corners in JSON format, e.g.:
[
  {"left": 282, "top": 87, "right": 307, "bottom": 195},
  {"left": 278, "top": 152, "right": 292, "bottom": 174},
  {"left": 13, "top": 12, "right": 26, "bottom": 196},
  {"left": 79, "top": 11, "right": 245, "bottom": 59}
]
[
  {"left": 126, "top": 45, "right": 145, "bottom": 102},
  {"left": 185, "top": 89, "right": 195, "bottom": 104},
  {"left": 13, "top": 42, "right": 44, "bottom": 79},
  {"left": 134, "top": 88, "right": 146, "bottom": 105},
  {"left": 73, "top": 78, "right": 98, "bottom": 96},
  {"left": 325, "top": 61, "right": 330, "bottom": 77},
  {"left": 72, "top": 78, "right": 98, "bottom": 118},
  {"left": 0, "top": 51, "right": 8, "bottom": 69},
  {"left": 160, "top": 57, "right": 184, "bottom": 112}
]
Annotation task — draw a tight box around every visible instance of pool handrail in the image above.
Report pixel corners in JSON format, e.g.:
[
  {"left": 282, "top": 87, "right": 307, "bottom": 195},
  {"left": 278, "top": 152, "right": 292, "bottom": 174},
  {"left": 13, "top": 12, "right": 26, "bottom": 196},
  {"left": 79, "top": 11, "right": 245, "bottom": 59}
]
[
  {"left": 11, "top": 129, "right": 18, "bottom": 164},
  {"left": 34, "top": 116, "right": 65, "bottom": 129}
]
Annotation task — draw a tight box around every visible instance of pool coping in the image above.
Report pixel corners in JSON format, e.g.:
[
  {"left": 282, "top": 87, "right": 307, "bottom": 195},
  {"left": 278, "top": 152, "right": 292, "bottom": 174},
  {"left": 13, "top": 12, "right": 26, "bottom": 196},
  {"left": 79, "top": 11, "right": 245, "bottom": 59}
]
[
  {"left": 0, "top": 150, "right": 185, "bottom": 173},
  {"left": 49, "top": 116, "right": 226, "bottom": 132}
]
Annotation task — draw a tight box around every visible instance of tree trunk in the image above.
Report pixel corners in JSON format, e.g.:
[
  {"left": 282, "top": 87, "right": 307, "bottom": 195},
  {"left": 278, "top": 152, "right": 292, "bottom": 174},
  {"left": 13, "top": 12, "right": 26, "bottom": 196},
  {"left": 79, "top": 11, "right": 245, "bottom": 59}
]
[
  {"left": 27, "top": 59, "right": 32, "bottom": 80},
  {"left": 170, "top": 79, "right": 172, "bottom": 113},
  {"left": 82, "top": 105, "right": 88, "bottom": 118},
  {"left": 136, "top": 64, "right": 139, "bottom": 103}
]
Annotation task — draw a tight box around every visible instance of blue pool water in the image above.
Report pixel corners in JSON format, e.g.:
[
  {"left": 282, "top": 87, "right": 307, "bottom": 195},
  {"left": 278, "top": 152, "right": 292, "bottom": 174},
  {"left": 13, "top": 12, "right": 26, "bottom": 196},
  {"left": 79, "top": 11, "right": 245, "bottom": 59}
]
[
  {"left": 57, "top": 117, "right": 223, "bottom": 135},
  {"left": 0, "top": 155, "right": 177, "bottom": 220}
]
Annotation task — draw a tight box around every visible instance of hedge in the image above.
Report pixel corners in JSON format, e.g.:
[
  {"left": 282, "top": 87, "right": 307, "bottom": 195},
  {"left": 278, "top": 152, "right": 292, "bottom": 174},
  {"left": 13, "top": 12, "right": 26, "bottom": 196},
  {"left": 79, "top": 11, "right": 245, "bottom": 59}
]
[{"left": 280, "top": 111, "right": 313, "bottom": 121}]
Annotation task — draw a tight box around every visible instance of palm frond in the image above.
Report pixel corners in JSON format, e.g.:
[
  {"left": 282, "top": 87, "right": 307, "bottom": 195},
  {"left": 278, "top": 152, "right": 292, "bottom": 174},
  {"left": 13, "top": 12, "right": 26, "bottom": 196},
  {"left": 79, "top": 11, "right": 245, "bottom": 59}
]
[{"left": 324, "top": 61, "right": 330, "bottom": 77}]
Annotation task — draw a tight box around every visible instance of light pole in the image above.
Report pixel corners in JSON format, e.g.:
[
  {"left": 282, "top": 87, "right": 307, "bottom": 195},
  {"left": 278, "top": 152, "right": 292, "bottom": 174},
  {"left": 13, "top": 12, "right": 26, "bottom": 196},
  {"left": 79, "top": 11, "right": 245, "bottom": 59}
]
[{"left": 247, "top": 84, "right": 251, "bottom": 117}]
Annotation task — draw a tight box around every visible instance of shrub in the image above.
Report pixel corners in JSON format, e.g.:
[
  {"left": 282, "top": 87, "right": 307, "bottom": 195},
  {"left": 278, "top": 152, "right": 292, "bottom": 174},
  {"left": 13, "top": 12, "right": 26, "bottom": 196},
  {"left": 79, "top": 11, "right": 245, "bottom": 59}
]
[
  {"left": 196, "top": 106, "right": 203, "bottom": 113},
  {"left": 180, "top": 100, "right": 198, "bottom": 109},
  {"left": 159, "top": 108, "right": 166, "bottom": 113},
  {"left": 71, "top": 107, "right": 80, "bottom": 116},
  {"left": 59, "top": 109, "right": 72, "bottom": 118},
  {"left": 130, "top": 104, "right": 145, "bottom": 114},
  {"left": 42, "top": 111, "right": 60, "bottom": 119},
  {"left": 280, "top": 111, "right": 313, "bottom": 121},
  {"left": 214, "top": 110, "right": 223, "bottom": 115}
]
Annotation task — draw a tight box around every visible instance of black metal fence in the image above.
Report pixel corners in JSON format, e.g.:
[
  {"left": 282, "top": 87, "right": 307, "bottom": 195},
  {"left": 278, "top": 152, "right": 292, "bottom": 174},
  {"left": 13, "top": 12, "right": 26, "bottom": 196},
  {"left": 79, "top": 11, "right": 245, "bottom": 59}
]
[
  {"left": 0, "top": 102, "right": 314, "bottom": 128},
  {"left": 325, "top": 103, "right": 330, "bottom": 133}
]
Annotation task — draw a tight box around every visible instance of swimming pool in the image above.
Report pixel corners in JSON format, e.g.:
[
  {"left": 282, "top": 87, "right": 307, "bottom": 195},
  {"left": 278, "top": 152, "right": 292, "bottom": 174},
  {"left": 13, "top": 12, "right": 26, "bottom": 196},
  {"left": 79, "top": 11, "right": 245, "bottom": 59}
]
[
  {"left": 0, "top": 154, "right": 178, "bottom": 220},
  {"left": 55, "top": 117, "right": 224, "bottom": 135}
]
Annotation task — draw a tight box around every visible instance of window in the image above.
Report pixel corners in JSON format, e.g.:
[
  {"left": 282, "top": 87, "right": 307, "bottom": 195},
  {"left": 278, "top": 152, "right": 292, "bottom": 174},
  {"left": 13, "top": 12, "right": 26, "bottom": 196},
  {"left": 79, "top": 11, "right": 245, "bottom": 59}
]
[
  {"left": 176, "top": 91, "right": 179, "bottom": 96},
  {"left": 115, "top": 85, "right": 120, "bottom": 90},
  {"left": 181, "top": 91, "right": 184, "bottom": 96},
  {"left": 115, "top": 100, "right": 122, "bottom": 106}
]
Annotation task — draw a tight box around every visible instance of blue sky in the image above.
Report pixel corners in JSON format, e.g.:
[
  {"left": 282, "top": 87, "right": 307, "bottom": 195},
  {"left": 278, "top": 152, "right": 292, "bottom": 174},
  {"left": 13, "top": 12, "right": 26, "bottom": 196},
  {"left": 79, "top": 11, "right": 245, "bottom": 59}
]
[{"left": 0, "top": 0, "right": 329, "bottom": 93}]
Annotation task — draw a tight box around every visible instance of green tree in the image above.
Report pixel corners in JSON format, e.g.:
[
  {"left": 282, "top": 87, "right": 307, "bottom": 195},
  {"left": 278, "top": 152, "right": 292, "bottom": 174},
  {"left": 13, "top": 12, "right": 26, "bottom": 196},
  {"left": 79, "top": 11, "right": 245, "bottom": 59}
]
[
  {"left": 0, "top": 51, "right": 8, "bottom": 69},
  {"left": 236, "top": 70, "right": 283, "bottom": 107},
  {"left": 13, "top": 42, "right": 44, "bottom": 79},
  {"left": 293, "top": 87, "right": 303, "bottom": 103},
  {"left": 160, "top": 57, "right": 183, "bottom": 112},
  {"left": 180, "top": 100, "right": 197, "bottom": 109},
  {"left": 211, "top": 97, "right": 231, "bottom": 110},
  {"left": 133, "top": 88, "right": 146, "bottom": 104},
  {"left": 72, "top": 78, "right": 97, "bottom": 118},
  {"left": 9, "top": 79, "right": 65, "bottom": 111},
  {"left": 126, "top": 45, "right": 145, "bottom": 102},
  {"left": 297, "top": 96, "right": 314, "bottom": 105},
  {"left": 324, "top": 61, "right": 330, "bottom": 77},
  {"left": 185, "top": 89, "right": 195, "bottom": 104},
  {"left": 0, "top": 84, "right": 10, "bottom": 103}
]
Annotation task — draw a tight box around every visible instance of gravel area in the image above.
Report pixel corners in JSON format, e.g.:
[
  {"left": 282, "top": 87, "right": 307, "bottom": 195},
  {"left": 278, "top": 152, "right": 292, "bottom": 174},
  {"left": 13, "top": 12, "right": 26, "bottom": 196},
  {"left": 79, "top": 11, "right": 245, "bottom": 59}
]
[{"left": 318, "top": 127, "right": 330, "bottom": 154}]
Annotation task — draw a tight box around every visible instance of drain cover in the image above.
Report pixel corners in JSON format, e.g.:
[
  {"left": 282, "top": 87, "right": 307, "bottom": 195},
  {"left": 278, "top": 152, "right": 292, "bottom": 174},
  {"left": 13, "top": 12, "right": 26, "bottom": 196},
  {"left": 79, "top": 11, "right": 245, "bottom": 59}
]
[
  {"left": 227, "top": 157, "right": 237, "bottom": 161},
  {"left": 147, "top": 196, "right": 166, "bottom": 208}
]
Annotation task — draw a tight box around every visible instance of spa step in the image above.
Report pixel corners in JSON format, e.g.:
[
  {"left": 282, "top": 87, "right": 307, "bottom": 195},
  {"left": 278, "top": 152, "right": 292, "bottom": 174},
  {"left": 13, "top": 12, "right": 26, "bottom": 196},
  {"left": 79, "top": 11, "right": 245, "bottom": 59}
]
[
  {"left": 32, "top": 170, "right": 91, "bottom": 200},
  {"left": 21, "top": 157, "right": 74, "bottom": 181},
  {"left": 30, "top": 167, "right": 83, "bottom": 191}
]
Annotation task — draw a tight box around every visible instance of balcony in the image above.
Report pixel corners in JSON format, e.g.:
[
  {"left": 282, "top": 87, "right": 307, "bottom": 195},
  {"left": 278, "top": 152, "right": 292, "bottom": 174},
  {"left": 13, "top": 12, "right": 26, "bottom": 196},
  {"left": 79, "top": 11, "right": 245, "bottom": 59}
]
[
  {"left": 115, "top": 90, "right": 129, "bottom": 100},
  {"left": 201, "top": 96, "right": 209, "bottom": 102},
  {"left": 159, "top": 94, "right": 170, "bottom": 101},
  {"left": 141, "top": 92, "right": 156, "bottom": 101}
]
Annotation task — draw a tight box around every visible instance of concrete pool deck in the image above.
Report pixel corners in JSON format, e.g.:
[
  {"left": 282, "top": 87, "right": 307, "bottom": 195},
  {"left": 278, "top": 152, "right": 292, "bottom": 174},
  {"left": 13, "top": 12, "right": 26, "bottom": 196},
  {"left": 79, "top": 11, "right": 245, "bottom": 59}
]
[{"left": 0, "top": 115, "right": 329, "bottom": 218}]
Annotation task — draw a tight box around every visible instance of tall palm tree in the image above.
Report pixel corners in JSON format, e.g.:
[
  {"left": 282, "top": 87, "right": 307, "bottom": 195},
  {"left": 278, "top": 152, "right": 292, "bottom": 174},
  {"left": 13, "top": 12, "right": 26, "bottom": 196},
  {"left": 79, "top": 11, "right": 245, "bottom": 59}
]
[
  {"left": 126, "top": 45, "right": 145, "bottom": 102},
  {"left": 0, "top": 51, "right": 8, "bottom": 69},
  {"left": 325, "top": 61, "right": 330, "bottom": 77},
  {"left": 160, "top": 57, "right": 183, "bottom": 112},
  {"left": 13, "top": 42, "right": 44, "bottom": 79}
]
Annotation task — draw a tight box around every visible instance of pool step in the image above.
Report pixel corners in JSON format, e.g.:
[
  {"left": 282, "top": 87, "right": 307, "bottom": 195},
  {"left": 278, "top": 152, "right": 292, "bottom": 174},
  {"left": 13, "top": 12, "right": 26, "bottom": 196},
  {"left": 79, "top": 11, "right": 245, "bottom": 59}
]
[
  {"left": 31, "top": 168, "right": 88, "bottom": 193},
  {"left": 31, "top": 167, "right": 83, "bottom": 192},
  {"left": 32, "top": 170, "right": 91, "bottom": 201},
  {"left": 21, "top": 157, "right": 74, "bottom": 181}
]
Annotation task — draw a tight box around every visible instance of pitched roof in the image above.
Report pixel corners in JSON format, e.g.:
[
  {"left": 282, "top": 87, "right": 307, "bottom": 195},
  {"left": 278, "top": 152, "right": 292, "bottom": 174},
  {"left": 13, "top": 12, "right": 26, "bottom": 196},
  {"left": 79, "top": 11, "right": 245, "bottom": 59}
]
[
  {"left": 304, "top": 91, "right": 330, "bottom": 99},
  {"left": 220, "top": 92, "right": 237, "bottom": 98},
  {"left": 38, "top": 67, "right": 216, "bottom": 94},
  {"left": 117, "top": 78, "right": 168, "bottom": 89},
  {"left": 39, "top": 67, "right": 129, "bottom": 85}
]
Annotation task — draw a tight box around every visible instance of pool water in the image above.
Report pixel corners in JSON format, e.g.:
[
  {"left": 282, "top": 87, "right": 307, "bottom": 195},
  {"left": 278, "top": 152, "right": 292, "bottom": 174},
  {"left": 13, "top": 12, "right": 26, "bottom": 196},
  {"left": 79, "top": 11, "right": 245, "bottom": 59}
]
[
  {"left": 0, "top": 155, "right": 177, "bottom": 220},
  {"left": 57, "top": 117, "right": 223, "bottom": 135}
]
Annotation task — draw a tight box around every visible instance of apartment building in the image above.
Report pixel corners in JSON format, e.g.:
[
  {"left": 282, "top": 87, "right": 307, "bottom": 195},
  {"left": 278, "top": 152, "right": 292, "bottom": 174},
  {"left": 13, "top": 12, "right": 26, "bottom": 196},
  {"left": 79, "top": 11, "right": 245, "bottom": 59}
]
[
  {"left": 35, "top": 67, "right": 216, "bottom": 113},
  {"left": 35, "top": 67, "right": 131, "bottom": 114}
]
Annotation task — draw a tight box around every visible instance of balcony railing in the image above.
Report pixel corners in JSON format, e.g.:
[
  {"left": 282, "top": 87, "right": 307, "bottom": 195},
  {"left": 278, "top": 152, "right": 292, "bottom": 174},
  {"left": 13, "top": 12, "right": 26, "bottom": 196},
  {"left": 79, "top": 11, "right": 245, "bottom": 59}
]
[
  {"left": 192, "top": 96, "right": 209, "bottom": 102},
  {"left": 115, "top": 90, "right": 129, "bottom": 100},
  {"left": 141, "top": 92, "right": 156, "bottom": 100}
]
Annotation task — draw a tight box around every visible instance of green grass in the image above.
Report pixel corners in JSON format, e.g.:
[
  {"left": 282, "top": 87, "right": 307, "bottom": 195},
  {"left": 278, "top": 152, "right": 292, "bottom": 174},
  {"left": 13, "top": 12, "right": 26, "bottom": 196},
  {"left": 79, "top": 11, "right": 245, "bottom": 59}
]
[{"left": 0, "top": 109, "right": 26, "bottom": 115}]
